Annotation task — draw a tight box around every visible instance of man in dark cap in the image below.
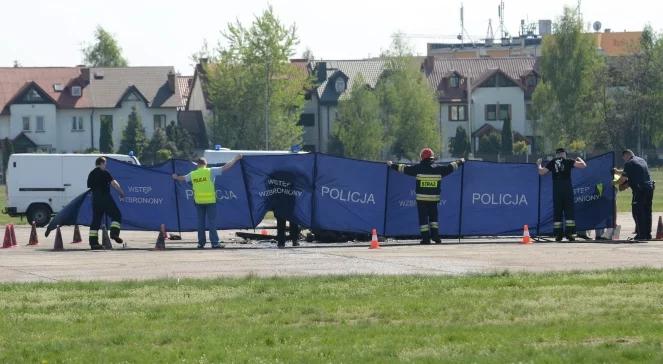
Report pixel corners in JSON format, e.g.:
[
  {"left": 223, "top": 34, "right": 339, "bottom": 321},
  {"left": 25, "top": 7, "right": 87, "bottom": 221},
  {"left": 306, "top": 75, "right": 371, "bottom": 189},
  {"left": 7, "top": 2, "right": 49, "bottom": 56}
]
[
  {"left": 615, "top": 149, "right": 655, "bottom": 240},
  {"left": 537, "top": 148, "right": 587, "bottom": 241}
]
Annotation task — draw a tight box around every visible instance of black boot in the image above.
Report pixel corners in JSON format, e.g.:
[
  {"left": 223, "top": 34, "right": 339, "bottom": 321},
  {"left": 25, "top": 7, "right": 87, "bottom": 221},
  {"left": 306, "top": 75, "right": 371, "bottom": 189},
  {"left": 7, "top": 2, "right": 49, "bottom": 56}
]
[
  {"left": 89, "top": 235, "right": 103, "bottom": 250},
  {"left": 420, "top": 230, "right": 431, "bottom": 245},
  {"left": 431, "top": 227, "right": 441, "bottom": 244},
  {"left": 110, "top": 227, "right": 123, "bottom": 245},
  {"left": 565, "top": 221, "right": 576, "bottom": 242},
  {"left": 554, "top": 224, "right": 563, "bottom": 242}
]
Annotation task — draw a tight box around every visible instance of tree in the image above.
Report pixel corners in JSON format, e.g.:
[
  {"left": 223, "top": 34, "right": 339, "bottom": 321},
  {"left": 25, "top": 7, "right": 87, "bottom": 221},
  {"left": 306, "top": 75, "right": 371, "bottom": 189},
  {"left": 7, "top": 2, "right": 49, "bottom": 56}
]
[
  {"left": 501, "top": 117, "right": 513, "bottom": 156},
  {"left": 378, "top": 34, "right": 441, "bottom": 160},
  {"left": 513, "top": 141, "right": 529, "bottom": 156},
  {"left": 166, "top": 121, "right": 196, "bottom": 159},
  {"left": 118, "top": 107, "right": 147, "bottom": 158},
  {"left": 99, "top": 120, "right": 114, "bottom": 153},
  {"left": 144, "top": 128, "right": 177, "bottom": 164},
  {"left": 206, "top": 6, "right": 310, "bottom": 150},
  {"left": 333, "top": 77, "right": 384, "bottom": 160},
  {"left": 479, "top": 132, "right": 501, "bottom": 156},
  {"left": 449, "top": 126, "right": 469, "bottom": 158},
  {"left": 533, "top": 7, "right": 606, "bottom": 152},
  {"left": 83, "top": 26, "right": 128, "bottom": 67}
]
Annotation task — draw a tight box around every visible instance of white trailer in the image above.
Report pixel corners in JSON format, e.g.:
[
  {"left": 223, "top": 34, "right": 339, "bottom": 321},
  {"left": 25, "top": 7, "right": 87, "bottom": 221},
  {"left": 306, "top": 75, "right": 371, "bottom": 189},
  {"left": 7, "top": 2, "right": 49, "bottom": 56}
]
[
  {"left": 203, "top": 149, "right": 306, "bottom": 165},
  {"left": 4, "top": 153, "right": 139, "bottom": 226}
]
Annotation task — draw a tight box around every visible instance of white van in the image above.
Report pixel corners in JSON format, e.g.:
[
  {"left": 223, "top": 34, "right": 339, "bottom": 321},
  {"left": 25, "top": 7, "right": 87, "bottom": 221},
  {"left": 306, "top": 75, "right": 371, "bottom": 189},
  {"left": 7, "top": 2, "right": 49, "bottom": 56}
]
[
  {"left": 4, "top": 154, "right": 140, "bottom": 226},
  {"left": 203, "top": 149, "right": 307, "bottom": 165}
]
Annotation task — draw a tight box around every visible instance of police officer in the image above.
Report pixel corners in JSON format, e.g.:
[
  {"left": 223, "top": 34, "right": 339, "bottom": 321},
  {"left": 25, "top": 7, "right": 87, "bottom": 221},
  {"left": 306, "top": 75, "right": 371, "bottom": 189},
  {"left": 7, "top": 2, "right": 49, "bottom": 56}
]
[
  {"left": 388, "top": 148, "right": 463, "bottom": 244},
  {"left": 537, "top": 148, "right": 587, "bottom": 241},
  {"left": 615, "top": 149, "right": 654, "bottom": 240},
  {"left": 172, "top": 155, "right": 242, "bottom": 248},
  {"left": 87, "top": 157, "right": 126, "bottom": 250},
  {"left": 276, "top": 218, "right": 300, "bottom": 248}
]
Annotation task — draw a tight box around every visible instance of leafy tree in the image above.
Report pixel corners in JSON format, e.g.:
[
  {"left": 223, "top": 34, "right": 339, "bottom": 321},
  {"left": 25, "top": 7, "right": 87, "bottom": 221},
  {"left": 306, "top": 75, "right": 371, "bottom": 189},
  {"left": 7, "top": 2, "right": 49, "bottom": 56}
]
[
  {"left": 166, "top": 121, "right": 196, "bottom": 159},
  {"left": 379, "top": 34, "right": 441, "bottom": 160},
  {"left": 156, "top": 149, "right": 173, "bottom": 162},
  {"left": 144, "top": 128, "right": 177, "bottom": 164},
  {"left": 449, "top": 126, "right": 469, "bottom": 158},
  {"left": 479, "top": 132, "right": 501, "bottom": 156},
  {"left": 333, "top": 77, "right": 384, "bottom": 160},
  {"left": 513, "top": 141, "right": 528, "bottom": 156},
  {"left": 533, "top": 7, "right": 605, "bottom": 152},
  {"left": 83, "top": 26, "right": 128, "bottom": 67},
  {"left": 99, "top": 120, "right": 114, "bottom": 153},
  {"left": 501, "top": 117, "right": 513, "bottom": 156},
  {"left": 206, "top": 6, "right": 310, "bottom": 150},
  {"left": 118, "top": 107, "right": 147, "bottom": 158}
]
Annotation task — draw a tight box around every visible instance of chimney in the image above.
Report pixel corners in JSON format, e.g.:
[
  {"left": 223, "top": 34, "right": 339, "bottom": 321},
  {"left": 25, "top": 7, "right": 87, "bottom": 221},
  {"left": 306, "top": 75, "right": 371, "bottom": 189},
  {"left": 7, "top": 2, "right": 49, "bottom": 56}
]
[
  {"left": 168, "top": 70, "right": 176, "bottom": 92},
  {"left": 81, "top": 68, "right": 91, "bottom": 83},
  {"left": 316, "top": 62, "right": 327, "bottom": 83}
]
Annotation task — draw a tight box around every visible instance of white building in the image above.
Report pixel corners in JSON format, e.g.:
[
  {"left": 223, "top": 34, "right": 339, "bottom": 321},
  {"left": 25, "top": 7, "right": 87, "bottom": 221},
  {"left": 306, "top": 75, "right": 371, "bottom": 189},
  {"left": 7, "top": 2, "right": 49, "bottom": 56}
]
[
  {"left": 0, "top": 66, "right": 185, "bottom": 157},
  {"left": 421, "top": 56, "right": 539, "bottom": 159}
]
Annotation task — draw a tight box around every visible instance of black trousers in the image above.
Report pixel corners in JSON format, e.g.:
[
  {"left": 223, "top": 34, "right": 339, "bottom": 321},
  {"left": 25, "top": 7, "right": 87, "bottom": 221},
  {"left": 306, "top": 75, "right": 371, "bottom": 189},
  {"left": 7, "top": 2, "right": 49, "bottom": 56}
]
[
  {"left": 416, "top": 200, "right": 439, "bottom": 242},
  {"left": 632, "top": 184, "right": 654, "bottom": 239},
  {"left": 276, "top": 218, "right": 300, "bottom": 246},
  {"left": 90, "top": 196, "right": 122, "bottom": 244},
  {"left": 553, "top": 182, "right": 575, "bottom": 237}
]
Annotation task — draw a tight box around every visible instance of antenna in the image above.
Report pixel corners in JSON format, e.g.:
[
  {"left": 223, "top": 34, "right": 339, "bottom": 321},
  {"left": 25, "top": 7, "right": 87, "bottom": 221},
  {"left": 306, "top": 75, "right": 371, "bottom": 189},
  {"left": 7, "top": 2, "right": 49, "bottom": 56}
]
[
  {"left": 486, "top": 19, "right": 495, "bottom": 42},
  {"left": 457, "top": 3, "right": 474, "bottom": 46},
  {"left": 498, "top": 0, "right": 506, "bottom": 39}
]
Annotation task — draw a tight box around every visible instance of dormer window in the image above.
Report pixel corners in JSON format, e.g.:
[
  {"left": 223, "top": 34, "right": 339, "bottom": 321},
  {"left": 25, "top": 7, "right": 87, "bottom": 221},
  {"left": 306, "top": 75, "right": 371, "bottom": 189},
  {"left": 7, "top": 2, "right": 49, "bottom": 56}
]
[
  {"left": 450, "top": 75, "right": 460, "bottom": 88},
  {"left": 71, "top": 86, "right": 82, "bottom": 97},
  {"left": 53, "top": 83, "right": 64, "bottom": 92}
]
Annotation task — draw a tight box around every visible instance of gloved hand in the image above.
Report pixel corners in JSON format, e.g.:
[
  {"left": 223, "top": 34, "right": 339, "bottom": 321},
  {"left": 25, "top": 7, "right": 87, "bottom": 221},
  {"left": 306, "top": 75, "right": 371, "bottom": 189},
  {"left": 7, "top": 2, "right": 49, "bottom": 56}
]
[
  {"left": 536, "top": 158, "right": 543, "bottom": 166},
  {"left": 456, "top": 158, "right": 465, "bottom": 165}
]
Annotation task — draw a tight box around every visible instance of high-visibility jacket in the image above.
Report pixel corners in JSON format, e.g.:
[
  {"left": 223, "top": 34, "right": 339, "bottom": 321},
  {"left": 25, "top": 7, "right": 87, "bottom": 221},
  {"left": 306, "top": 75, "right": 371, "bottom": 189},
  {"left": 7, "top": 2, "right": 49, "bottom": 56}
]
[
  {"left": 392, "top": 160, "right": 462, "bottom": 202},
  {"left": 190, "top": 168, "right": 216, "bottom": 204}
]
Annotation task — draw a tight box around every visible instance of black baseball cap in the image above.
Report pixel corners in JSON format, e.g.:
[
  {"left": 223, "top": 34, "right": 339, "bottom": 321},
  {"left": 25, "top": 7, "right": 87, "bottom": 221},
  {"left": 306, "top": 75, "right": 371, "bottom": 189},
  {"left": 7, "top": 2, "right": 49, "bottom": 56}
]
[{"left": 555, "top": 148, "right": 566, "bottom": 154}]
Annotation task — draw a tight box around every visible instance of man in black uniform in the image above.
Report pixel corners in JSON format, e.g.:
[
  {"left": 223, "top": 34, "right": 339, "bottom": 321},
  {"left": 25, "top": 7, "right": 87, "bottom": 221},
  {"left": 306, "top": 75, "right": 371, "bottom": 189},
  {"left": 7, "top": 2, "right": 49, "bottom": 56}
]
[
  {"left": 537, "top": 148, "right": 587, "bottom": 241},
  {"left": 616, "top": 149, "right": 654, "bottom": 240},
  {"left": 388, "top": 148, "right": 463, "bottom": 244},
  {"left": 87, "top": 157, "right": 126, "bottom": 250}
]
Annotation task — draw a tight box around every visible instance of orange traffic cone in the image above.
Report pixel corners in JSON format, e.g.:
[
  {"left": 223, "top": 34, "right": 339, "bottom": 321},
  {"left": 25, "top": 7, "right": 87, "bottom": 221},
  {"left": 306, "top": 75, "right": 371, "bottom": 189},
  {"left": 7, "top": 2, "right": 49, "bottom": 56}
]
[
  {"left": 27, "top": 221, "right": 39, "bottom": 246},
  {"left": 101, "top": 224, "right": 112, "bottom": 250},
  {"left": 71, "top": 225, "right": 82, "bottom": 244},
  {"left": 9, "top": 224, "right": 17, "bottom": 246},
  {"left": 2, "top": 225, "right": 13, "bottom": 249},
  {"left": 656, "top": 217, "right": 663, "bottom": 240},
  {"left": 53, "top": 226, "right": 64, "bottom": 251},
  {"left": 369, "top": 228, "right": 380, "bottom": 249},
  {"left": 521, "top": 225, "right": 531, "bottom": 244},
  {"left": 154, "top": 224, "right": 166, "bottom": 250}
]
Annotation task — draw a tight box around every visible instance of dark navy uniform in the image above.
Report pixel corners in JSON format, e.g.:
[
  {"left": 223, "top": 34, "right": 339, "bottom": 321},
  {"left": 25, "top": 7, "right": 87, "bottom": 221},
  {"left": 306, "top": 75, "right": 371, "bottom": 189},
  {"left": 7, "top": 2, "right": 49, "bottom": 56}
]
[
  {"left": 545, "top": 157, "right": 576, "bottom": 240},
  {"left": 392, "top": 159, "right": 462, "bottom": 243},
  {"left": 87, "top": 167, "right": 122, "bottom": 246},
  {"left": 623, "top": 156, "right": 654, "bottom": 239}
]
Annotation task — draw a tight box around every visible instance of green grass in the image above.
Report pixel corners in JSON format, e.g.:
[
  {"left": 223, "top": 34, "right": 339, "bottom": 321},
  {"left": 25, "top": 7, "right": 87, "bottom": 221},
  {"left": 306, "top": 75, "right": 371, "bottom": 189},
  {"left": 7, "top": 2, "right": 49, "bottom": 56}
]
[
  {"left": 616, "top": 168, "right": 663, "bottom": 212},
  {"left": 0, "top": 185, "right": 24, "bottom": 225},
  {"left": 1, "top": 270, "right": 663, "bottom": 363}
]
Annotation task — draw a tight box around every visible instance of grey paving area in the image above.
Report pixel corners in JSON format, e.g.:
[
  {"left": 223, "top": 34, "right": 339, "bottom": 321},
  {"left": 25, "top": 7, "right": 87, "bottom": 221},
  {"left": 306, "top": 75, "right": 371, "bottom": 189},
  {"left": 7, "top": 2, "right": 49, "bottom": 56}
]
[{"left": 1, "top": 213, "right": 662, "bottom": 282}]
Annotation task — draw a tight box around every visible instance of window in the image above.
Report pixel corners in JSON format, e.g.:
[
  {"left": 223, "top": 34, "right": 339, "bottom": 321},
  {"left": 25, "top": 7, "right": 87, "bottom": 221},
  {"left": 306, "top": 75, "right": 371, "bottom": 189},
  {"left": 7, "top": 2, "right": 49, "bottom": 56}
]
[
  {"left": 298, "top": 113, "right": 315, "bottom": 127},
  {"left": 36, "top": 116, "right": 45, "bottom": 132},
  {"left": 304, "top": 92, "right": 312, "bottom": 100},
  {"left": 22, "top": 116, "right": 30, "bottom": 131},
  {"left": 485, "top": 105, "right": 497, "bottom": 121},
  {"left": 71, "top": 86, "right": 82, "bottom": 97},
  {"left": 449, "top": 105, "right": 467, "bottom": 121},
  {"left": 72, "top": 116, "right": 84, "bottom": 131},
  {"left": 449, "top": 75, "right": 460, "bottom": 88},
  {"left": 499, "top": 104, "right": 511, "bottom": 120},
  {"left": 24, "top": 89, "right": 43, "bottom": 103},
  {"left": 153, "top": 115, "right": 167, "bottom": 130}
]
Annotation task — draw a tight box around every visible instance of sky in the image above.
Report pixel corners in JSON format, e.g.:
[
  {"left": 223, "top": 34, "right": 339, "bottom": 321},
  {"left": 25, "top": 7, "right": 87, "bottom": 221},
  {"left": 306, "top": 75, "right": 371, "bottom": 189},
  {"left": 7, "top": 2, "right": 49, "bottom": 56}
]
[{"left": 1, "top": 0, "right": 661, "bottom": 75}]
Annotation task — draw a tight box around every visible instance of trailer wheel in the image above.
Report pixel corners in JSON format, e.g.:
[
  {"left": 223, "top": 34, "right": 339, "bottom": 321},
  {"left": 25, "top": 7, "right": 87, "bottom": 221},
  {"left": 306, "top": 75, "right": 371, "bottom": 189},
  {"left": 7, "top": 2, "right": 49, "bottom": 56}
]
[{"left": 27, "top": 204, "right": 52, "bottom": 227}]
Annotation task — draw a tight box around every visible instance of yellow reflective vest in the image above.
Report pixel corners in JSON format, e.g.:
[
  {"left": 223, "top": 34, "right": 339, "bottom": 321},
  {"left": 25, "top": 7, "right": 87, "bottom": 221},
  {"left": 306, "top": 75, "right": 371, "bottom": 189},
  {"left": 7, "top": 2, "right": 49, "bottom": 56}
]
[{"left": 190, "top": 168, "right": 216, "bottom": 204}]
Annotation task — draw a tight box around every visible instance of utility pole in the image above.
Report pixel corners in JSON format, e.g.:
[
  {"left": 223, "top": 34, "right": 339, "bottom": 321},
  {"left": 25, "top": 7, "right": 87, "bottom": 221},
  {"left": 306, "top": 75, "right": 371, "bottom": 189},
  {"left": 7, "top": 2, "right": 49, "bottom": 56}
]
[
  {"left": 264, "top": 62, "right": 270, "bottom": 150},
  {"left": 467, "top": 77, "right": 474, "bottom": 157}
]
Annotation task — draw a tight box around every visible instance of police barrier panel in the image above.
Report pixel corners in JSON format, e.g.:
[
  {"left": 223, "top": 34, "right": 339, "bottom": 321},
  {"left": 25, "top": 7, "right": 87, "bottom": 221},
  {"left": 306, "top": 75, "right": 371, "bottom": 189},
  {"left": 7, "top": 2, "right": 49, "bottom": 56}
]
[
  {"left": 384, "top": 168, "right": 462, "bottom": 237},
  {"left": 538, "top": 152, "right": 616, "bottom": 234},
  {"left": 313, "top": 155, "right": 388, "bottom": 234},
  {"left": 460, "top": 162, "right": 539, "bottom": 236},
  {"left": 241, "top": 154, "right": 316, "bottom": 228},
  {"left": 47, "top": 152, "right": 616, "bottom": 238}
]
